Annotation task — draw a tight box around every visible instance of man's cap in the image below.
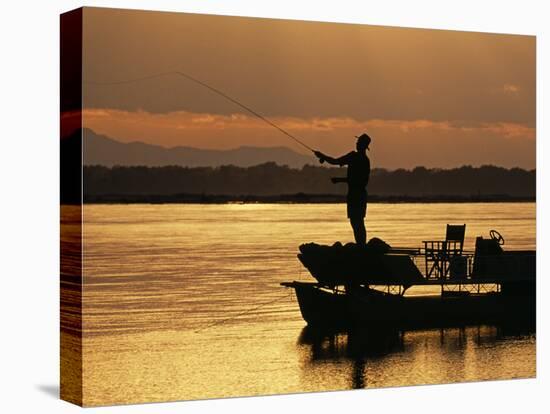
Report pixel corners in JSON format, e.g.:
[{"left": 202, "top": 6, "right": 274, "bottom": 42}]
[{"left": 355, "top": 133, "right": 371, "bottom": 148}]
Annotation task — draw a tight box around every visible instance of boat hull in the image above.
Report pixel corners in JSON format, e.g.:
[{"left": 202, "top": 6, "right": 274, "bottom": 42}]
[{"left": 289, "top": 282, "right": 535, "bottom": 330}]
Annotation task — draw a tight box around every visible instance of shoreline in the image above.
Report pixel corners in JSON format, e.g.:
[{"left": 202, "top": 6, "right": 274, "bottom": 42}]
[{"left": 81, "top": 193, "right": 535, "bottom": 204}]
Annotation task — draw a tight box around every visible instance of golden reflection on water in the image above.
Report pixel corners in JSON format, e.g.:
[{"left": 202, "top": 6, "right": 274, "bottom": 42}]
[
  {"left": 61, "top": 205, "right": 83, "bottom": 405},
  {"left": 81, "top": 203, "right": 535, "bottom": 406}
]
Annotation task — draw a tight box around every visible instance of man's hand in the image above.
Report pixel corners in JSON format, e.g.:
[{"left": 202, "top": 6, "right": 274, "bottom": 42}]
[{"left": 314, "top": 150, "right": 326, "bottom": 164}]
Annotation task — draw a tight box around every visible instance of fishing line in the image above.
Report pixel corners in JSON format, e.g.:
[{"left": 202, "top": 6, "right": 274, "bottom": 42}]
[
  {"left": 193, "top": 290, "right": 294, "bottom": 333},
  {"left": 86, "top": 70, "right": 316, "bottom": 153}
]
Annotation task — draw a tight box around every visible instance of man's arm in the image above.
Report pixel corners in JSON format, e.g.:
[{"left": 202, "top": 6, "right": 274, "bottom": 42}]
[{"left": 314, "top": 151, "right": 353, "bottom": 166}]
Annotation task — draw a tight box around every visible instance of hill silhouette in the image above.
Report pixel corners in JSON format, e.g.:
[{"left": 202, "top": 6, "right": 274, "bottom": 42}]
[{"left": 83, "top": 129, "right": 314, "bottom": 168}]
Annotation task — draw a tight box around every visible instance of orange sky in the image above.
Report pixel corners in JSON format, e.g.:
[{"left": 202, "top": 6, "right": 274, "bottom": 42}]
[{"left": 81, "top": 7, "right": 536, "bottom": 169}]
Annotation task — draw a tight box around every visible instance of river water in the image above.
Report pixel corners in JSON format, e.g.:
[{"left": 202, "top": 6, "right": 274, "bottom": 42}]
[{"left": 79, "top": 202, "right": 535, "bottom": 406}]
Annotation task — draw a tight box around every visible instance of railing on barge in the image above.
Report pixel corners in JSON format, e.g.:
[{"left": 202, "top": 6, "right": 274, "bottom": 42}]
[{"left": 356, "top": 246, "right": 535, "bottom": 296}]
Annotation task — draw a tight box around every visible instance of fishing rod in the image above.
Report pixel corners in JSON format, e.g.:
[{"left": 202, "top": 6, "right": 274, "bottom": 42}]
[{"left": 86, "top": 70, "right": 319, "bottom": 155}]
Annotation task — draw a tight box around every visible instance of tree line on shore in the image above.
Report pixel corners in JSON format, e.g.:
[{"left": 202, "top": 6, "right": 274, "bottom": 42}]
[{"left": 82, "top": 163, "right": 535, "bottom": 201}]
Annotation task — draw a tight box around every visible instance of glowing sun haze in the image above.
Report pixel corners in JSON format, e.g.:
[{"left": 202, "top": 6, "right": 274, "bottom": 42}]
[{"left": 82, "top": 7, "right": 536, "bottom": 169}]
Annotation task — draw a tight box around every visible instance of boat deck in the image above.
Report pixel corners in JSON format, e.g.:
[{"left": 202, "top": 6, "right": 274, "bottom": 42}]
[
  {"left": 292, "top": 238, "right": 535, "bottom": 292},
  {"left": 280, "top": 277, "right": 528, "bottom": 289}
]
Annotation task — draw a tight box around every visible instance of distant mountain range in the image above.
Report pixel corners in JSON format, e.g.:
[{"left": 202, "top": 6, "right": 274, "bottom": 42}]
[{"left": 83, "top": 129, "right": 315, "bottom": 168}]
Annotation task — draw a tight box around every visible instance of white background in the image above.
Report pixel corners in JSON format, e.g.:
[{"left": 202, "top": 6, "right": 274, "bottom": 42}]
[{"left": 0, "top": 0, "right": 548, "bottom": 412}]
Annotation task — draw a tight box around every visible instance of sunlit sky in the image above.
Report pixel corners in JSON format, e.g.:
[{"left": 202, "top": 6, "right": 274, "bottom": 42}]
[{"left": 82, "top": 7, "right": 535, "bottom": 169}]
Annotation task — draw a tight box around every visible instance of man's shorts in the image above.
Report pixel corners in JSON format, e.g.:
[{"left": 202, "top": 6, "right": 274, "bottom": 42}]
[{"left": 346, "top": 190, "right": 367, "bottom": 219}]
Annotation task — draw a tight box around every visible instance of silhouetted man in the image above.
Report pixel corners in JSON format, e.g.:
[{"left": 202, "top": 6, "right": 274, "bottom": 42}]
[{"left": 314, "top": 133, "right": 371, "bottom": 245}]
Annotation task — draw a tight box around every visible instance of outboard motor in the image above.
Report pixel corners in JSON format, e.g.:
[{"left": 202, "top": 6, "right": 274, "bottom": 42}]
[{"left": 472, "top": 230, "right": 504, "bottom": 278}]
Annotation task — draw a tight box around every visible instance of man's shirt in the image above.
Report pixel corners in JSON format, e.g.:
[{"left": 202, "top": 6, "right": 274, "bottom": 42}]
[{"left": 335, "top": 151, "right": 371, "bottom": 191}]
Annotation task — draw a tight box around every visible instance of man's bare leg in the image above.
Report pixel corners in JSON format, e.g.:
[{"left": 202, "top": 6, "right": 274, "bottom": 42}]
[{"left": 350, "top": 216, "right": 366, "bottom": 245}]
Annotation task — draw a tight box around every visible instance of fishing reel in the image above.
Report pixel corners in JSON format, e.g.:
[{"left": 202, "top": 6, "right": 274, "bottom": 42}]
[{"left": 313, "top": 150, "right": 326, "bottom": 164}]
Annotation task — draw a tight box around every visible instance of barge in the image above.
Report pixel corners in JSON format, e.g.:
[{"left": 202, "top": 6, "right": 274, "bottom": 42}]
[{"left": 281, "top": 228, "right": 535, "bottom": 329}]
